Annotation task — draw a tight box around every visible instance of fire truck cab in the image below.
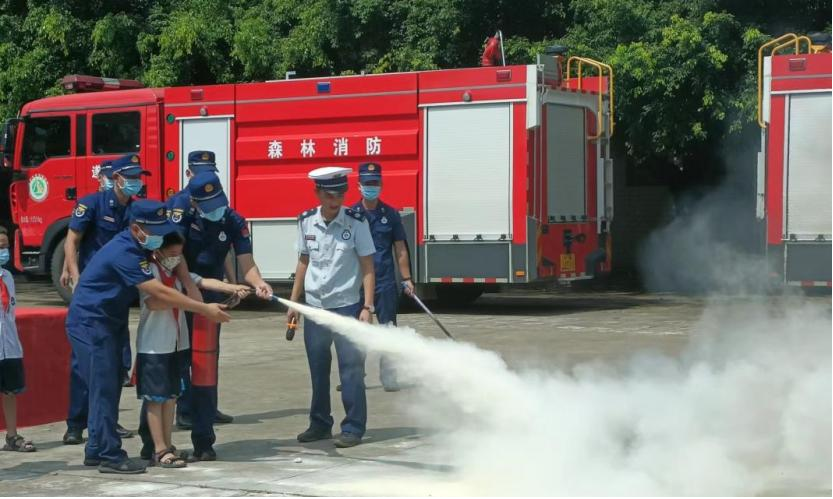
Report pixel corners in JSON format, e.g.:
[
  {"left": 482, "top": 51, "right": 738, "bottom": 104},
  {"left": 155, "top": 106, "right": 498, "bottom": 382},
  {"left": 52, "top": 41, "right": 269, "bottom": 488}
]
[
  {"left": 1, "top": 53, "right": 614, "bottom": 303},
  {"left": 757, "top": 34, "right": 832, "bottom": 288}
]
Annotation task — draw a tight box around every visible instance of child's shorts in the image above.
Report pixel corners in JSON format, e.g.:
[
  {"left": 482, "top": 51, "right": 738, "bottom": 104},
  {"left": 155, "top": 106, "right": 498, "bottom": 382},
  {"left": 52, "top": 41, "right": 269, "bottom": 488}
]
[
  {"left": 0, "top": 358, "right": 25, "bottom": 394},
  {"left": 136, "top": 350, "right": 189, "bottom": 402}
]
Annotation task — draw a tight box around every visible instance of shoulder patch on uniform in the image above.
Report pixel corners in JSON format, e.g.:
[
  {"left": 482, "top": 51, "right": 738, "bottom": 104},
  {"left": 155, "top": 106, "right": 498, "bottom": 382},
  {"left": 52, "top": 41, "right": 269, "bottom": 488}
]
[
  {"left": 139, "top": 260, "right": 152, "bottom": 276},
  {"left": 298, "top": 208, "right": 317, "bottom": 221},
  {"left": 345, "top": 208, "right": 365, "bottom": 221},
  {"left": 74, "top": 204, "right": 88, "bottom": 218}
]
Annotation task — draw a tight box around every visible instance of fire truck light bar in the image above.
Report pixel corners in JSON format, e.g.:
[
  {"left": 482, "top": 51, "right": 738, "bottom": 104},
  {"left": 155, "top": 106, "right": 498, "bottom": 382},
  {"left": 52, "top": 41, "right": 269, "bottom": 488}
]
[{"left": 61, "top": 75, "right": 144, "bottom": 93}]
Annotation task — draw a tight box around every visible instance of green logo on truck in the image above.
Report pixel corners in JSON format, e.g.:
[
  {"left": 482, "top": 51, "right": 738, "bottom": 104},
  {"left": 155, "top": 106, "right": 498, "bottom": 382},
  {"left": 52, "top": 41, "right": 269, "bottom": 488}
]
[{"left": 29, "top": 174, "right": 48, "bottom": 202}]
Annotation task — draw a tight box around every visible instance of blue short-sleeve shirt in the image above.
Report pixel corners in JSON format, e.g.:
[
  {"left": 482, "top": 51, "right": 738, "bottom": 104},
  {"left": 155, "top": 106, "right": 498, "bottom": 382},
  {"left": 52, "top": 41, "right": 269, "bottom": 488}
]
[
  {"left": 350, "top": 200, "right": 407, "bottom": 291},
  {"left": 183, "top": 208, "right": 252, "bottom": 280},
  {"left": 69, "top": 190, "right": 132, "bottom": 271}
]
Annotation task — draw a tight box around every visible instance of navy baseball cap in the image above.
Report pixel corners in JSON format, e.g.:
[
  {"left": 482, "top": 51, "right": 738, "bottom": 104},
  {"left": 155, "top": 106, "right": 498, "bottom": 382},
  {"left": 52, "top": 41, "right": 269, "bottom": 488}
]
[
  {"left": 99, "top": 160, "right": 114, "bottom": 179},
  {"left": 188, "top": 172, "right": 229, "bottom": 212},
  {"left": 111, "top": 153, "right": 150, "bottom": 178},
  {"left": 358, "top": 162, "right": 382, "bottom": 182},
  {"left": 130, "top": 200, "right": 179, "bottom": 236},
  {"left": 187, "top": 150, "right": 218, "bottom": 173}
]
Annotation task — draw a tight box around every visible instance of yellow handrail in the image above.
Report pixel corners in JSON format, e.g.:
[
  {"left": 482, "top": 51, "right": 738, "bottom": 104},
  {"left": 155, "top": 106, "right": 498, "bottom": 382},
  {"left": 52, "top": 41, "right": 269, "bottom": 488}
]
[
  {"left": 565, "top": 56, "right": 614, "bottom": 139},
  {"left": 757, "top": 33, "right": 812, "bottom": 128}
]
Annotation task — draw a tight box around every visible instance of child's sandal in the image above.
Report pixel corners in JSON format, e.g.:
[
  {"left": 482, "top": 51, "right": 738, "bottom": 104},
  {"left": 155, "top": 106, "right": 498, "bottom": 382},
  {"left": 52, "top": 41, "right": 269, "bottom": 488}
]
[
  {"left": 151, "top": 448, "right": 187, "bottom": 468},
  {"left": 3, "top": 434, "right": 36, "bottom": 452}
]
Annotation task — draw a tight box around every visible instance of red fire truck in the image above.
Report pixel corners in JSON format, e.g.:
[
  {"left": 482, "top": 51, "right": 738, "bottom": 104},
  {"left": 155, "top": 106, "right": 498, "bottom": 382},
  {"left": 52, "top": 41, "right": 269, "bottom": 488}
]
[
  {"left": 0, "top": 48, "right": 613, "bottom": 303},
  {"left": 757, "top": 33, "right": 831, "bottom": 287}
]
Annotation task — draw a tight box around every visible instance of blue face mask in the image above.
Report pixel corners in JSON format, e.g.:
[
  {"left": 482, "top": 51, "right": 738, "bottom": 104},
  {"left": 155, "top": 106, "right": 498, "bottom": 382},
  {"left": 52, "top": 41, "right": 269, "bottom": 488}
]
[
  {"left": 360, "top": 185, "right": 381, "bottom": 201},
  {"left": 0, "top": 248, "right": 9, "bottom": 266},
  {"left": 200, "top": 206, "right": 226, "bottom": 222},
  {"left": 102, "top": 177, "right": 114, "bottom": 191},
  {"left": 119, "top": 178, "right": 143, "bottom": 196},
  {"left": 138, "top": 229, "right": 163, "bottom": 250}
]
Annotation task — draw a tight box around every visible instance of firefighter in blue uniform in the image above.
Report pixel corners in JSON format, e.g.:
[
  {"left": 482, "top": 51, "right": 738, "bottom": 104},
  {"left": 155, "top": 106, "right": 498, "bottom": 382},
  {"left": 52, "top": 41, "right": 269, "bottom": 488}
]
[
  {"left": 175, "top": 171, "right": 272, "bottom": 461},
  {"left": 166, "top": 150, "right": 218, "bottom": 231},
  {"left": 289, "top": 166, "right": 376, "bottom": 448},
  {"left": 350, "top": 162, "right": 414, "bottom": 391},
  {"left": 167, "top": 151, "right": 237, "bottom": 429},
  {"left": 61, "top": 153, "right": 148, "bottom": 445},
  {"left": 66, "top": 199, "right": 231, "bottom": 474},
  {"left": 97, "top": 160, "right": 114, "bottom": 192}
]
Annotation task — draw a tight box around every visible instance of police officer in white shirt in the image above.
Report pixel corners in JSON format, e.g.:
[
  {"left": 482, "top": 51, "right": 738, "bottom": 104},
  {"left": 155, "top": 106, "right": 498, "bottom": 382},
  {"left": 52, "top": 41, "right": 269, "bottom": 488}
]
[{"left": 288, "top": 166, "right": 376, "bottom": 448}]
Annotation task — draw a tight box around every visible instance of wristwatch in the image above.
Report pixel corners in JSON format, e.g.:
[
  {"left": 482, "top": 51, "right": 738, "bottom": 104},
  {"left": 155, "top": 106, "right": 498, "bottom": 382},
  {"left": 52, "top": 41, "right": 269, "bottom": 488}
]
[{"left": 363, "top": 304, "right": 375, "bottom": 314}]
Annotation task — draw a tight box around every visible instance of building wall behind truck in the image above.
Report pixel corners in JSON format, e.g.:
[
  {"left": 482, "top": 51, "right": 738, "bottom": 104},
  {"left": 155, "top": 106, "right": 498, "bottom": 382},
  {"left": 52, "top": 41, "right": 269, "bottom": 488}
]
[{"left": 609, "top": 151, "right": 674, "bottom": 279}]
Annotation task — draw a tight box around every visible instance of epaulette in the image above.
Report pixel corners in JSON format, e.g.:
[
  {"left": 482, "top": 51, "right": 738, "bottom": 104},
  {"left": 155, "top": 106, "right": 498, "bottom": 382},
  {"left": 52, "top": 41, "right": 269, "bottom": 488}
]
[
  {"left": 298, "top": 207, "right": 318, "bottom": 221},
  {"left": 345, "top": 208, "right": 365, "bottom": 221}
]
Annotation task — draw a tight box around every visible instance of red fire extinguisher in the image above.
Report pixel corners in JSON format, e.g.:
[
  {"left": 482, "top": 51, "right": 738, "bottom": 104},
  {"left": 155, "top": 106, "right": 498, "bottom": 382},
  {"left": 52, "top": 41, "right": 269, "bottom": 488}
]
[{"left": 191, "top": 314, "right": 219, "bottom": 387}]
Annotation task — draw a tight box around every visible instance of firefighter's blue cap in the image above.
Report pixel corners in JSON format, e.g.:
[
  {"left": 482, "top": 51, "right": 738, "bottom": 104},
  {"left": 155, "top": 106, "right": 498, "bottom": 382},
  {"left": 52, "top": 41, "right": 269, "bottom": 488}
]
[
  {"left": 309, "top": 166, "right": 351, "bottom": 193},
  {"left": 187, "top": 150, "right": 218, "bottom": 173},
  {"left": 188, "top": 172, "right": 228, "bottom": 212},
  {"left": 358, "top": 162, "right": 382, "bottom": 182},
  {"left": 99, "top": 160, "right": 114, "bottom": 179},
  {"left": 111, "top": 153, "right": 150, "bottom": 178},
  {"left": 130, "top": 200, "right": 179, "bottom": 236}
]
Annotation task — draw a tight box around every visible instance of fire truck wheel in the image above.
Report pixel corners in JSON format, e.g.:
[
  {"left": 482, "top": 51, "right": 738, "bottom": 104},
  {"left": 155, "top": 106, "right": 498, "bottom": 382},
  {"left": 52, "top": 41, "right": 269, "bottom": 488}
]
[
  {"left": 434, "top": 284, "right": 484, "bottom": 307},
  {"left": 50, "top": 236, "right": 73, "bottom": 304}
]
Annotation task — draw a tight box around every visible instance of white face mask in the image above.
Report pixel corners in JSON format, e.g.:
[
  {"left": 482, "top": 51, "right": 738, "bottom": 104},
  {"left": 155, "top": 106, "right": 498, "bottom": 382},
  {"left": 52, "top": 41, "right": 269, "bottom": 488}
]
[{"left": 158, "top": 254, "right": 182, "bottom": 272}]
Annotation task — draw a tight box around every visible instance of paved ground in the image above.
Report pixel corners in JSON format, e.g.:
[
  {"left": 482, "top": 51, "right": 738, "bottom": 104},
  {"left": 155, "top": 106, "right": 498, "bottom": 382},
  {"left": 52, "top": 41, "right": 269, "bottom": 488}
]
[{"left": 0, "top": 278, "right": 828, "bottom": 496}]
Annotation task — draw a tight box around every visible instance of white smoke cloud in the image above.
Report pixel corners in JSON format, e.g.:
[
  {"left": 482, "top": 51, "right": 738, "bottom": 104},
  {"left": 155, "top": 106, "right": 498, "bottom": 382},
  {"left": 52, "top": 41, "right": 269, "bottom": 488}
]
[{"left": 279, "top": 297, "right": 831, "bottom": 496}]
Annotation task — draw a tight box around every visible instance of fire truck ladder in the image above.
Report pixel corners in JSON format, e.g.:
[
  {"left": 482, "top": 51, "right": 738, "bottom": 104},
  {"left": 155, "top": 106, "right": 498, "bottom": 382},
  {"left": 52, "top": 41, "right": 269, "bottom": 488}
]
[
  {"left": 757, "top": 33, "right": 813, "bottom": 128},
  {"left": 564, "top": 56, "right": 615, "bottom": 140}
]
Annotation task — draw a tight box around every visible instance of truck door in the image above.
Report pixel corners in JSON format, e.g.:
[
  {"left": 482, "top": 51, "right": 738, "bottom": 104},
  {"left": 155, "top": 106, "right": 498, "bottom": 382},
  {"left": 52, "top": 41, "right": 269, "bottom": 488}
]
[{"left": 16, "top": 113, "right": 75, "bottom": 248}]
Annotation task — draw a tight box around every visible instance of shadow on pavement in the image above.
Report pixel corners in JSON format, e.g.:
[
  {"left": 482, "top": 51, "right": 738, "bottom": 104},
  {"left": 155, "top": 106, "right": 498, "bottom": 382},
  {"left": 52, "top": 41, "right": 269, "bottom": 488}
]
[{"left": 231, "top": 408, "right": 308, "bottom": 425}]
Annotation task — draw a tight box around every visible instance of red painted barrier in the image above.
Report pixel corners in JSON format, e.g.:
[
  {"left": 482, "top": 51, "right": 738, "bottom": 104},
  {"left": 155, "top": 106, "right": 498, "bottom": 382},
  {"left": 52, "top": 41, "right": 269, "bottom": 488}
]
[{"left": 0, "top": 307, "right": 70, "bottom": 431}]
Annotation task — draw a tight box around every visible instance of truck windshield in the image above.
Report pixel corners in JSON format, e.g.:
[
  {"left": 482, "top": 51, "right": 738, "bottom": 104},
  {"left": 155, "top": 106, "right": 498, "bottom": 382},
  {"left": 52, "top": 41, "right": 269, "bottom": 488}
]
[{"left": 21, "top": 116, "right": 71, "bottom": 168}]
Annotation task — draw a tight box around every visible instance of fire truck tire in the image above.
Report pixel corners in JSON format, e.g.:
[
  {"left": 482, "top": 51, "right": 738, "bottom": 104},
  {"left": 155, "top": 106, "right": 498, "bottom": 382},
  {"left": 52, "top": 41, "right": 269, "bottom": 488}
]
[
  {"left": 434, "top": 284, "right": 484, "bottom": 306},
  {"left": 50, "top": 236, "right": 73, "bottom": 304}
]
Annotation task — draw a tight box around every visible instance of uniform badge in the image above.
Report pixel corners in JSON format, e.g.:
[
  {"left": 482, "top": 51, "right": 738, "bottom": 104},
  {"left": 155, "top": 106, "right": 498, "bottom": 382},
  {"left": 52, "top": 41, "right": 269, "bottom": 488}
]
[
  {"left": 341, "top": 229, "right": 351, "bottom": 240},
  {"left": 74, "top": 204, "right": 87, "bottom": 218},
  {"left": 381, "top": 216, "right": 388, "bottom": 224},
  {"left": 102, "top": 215, "right": 115, "bottom": 223},
  {"left": 171, "top": 209, "right": 183, "bottom": 223},
  {"left": 219, "top": 231, "right": 227, "bottom": 242},
  {"left": 201, "top": 152, "right": 210, "bottom": 161},
  {"left": 139, "top": 260, "right": 152, "bottom": 276},
  {"left": 157, "top": 208, "right": 165, "bottom": 216},
  {"left": 205, "top": 184, "right": 214, "bottom": 193},
  {"left": 131, "top": 155, "right": 139, "bottom": 163}
]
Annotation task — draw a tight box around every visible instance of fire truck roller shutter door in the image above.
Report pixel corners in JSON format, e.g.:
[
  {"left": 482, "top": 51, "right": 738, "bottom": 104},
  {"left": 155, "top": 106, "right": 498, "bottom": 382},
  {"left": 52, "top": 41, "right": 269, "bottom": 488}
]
[
  {"left": 784, "top": 92, "right": 832, "bottom": 241},
  {"left": 425, "top": 103, "right": 512, "bottom": 240},
  {"left": 546, "top": 104, "right": 586, "bottom": 223}
]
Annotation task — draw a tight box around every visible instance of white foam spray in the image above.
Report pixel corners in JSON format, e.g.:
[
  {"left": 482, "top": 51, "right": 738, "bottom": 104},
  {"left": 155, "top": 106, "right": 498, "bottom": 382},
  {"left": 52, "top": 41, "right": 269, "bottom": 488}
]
[{"left": 279, "top": 297, "right": 831, "bottom": 496}]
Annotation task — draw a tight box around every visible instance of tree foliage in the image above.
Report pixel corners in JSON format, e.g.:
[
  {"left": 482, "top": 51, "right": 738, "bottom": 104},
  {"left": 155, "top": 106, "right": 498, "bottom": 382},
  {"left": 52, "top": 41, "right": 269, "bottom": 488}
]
[{"left": 0, "top": 0, "right": 829, "bottom": 174}]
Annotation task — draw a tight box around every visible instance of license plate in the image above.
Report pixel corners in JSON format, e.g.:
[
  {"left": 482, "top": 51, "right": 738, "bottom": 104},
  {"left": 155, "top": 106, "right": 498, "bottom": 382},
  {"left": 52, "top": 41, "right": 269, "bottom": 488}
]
[{"left": 560, "top": 254, "right": 576, "bottom": 273}]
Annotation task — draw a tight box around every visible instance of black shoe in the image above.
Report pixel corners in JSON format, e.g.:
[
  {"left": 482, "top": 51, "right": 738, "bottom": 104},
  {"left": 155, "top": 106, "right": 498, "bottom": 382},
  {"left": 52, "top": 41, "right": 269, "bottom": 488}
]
[
  {"left": 63, "top": 428, "right": 83, "bottom": 445},
  {"left": 214, "top": 410, "right": 234, "bottom": 424},
  {"left": 176, "top": 414, "right": 193, "bottom": 430},
  {"left": 187, "top": 448, "right": 217, "bottom": 462},
  {"left": 334, "top": 433, "right": 362, "bottom": 448},
  {"left": 116, "top": 424, "right": 134, "bottom": 439},
  {"left": 383, "top": 384, "right": 401, "bottom": 392},
  {"left": 122, "top": 373, "right": 133, "bottom": 387},
  {"left": 336, "top": 384, "right": 342, "bottom": 392},
  {"left": 297, "top": 427, "right": 333, "bottom": 443},
  {"left": 98, "top": 458, "right": 147, "bottom": 474},
  {"left": 83, "top": 457, "right": 101, "bottom": 466}
]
